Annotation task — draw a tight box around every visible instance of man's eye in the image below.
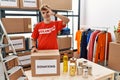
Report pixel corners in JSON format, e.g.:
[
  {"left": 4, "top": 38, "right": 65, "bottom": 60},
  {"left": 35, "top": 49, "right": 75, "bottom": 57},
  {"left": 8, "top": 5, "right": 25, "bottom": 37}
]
[
  {"left": 42, "top": 12, "right": 45, "bottom": 14},
  {"left": 47, "top": 11, "right": 49, "bottom": 13}
]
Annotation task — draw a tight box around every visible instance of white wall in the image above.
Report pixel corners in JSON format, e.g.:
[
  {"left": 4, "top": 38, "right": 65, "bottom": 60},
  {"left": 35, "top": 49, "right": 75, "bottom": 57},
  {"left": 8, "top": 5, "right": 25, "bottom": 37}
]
[{"left": 81, "top": 0, "right": 120, "bottom": 40}]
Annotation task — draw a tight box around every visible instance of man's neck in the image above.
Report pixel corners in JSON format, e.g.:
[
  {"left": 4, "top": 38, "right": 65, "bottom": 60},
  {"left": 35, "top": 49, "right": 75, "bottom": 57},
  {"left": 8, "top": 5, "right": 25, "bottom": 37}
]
[{"left": 44, "top": 19, "right": 51, "bottom": 24}]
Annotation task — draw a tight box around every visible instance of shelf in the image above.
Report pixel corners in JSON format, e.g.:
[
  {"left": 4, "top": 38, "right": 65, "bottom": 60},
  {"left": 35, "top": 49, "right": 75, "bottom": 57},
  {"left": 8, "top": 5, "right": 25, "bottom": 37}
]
[
  {"left": 8, "top": 32, "right": 32, "bottom": 34},
  {"left": 53, "top": 10, "right": 73, "bottom": 12},
  {"left": 0, "top": 8, "right": 38, "bottom": 11},
  {"left": 57, "top": 34, "right": 73, "bottom": 37}
]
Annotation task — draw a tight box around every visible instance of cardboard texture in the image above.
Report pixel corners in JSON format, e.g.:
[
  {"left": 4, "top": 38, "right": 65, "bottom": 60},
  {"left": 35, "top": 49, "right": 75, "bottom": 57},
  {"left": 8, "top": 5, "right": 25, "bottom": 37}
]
[
  {"left": 17, "top": 51, "right": 31, "bottom": 69},
  {"left": 17, "top": 51, "right": 31, "bottom": 56},
  {"left": 0, "top": 0, "right": 19, "bottom": 9},
  {"left": 4, "top": 36, "right": 25, "bottom": 53},
  {"left": 108, "top": 42, "right": 120, "bottom": 71},
  {"left": 114, "top": 31, "right": 120, "bottom": 43},
  {"left": 9, "top": 69, "right": 23, "bottom": 80},
  {"left": 5, "top": 58, "right": 18, "bottom": 70},
  {"left": 2, "top": 18, "right": 32, "bottom": 33},
  {"left": 20, "top": 0, "right": 39, "bottom": 10},
  {"left": 40, "top": 0, "right": 72, "bottom": 10},
  {"left": 60, "top": 50, "right": 73, "bottom": 62},
  {"left": 57, "top": 37, "right": 71, "bottom": 50},
  {"left": 17, "top": 51, "right": 31, "bottom": 71},
  {"left": 31, "top": 50, "right": 60, "bottom": 77}
]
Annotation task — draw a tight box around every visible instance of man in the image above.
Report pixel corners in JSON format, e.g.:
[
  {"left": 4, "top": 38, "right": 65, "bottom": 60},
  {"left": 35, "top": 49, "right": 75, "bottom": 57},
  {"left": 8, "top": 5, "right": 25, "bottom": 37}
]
[{"left": 31, "top": 4, "right": 70, "bottom": 52}]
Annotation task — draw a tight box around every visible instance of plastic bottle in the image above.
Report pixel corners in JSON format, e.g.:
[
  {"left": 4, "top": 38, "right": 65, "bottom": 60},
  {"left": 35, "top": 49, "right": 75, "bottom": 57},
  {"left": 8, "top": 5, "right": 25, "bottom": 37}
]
[
  {"left": 70, "top": 63, "right": 76, "bottom": 76},
  {"left": 63, "top": 53, "right": 68, "bottom": 73},
  {"left": 70, "top": 57, "right": 77, "bottom": 71}
]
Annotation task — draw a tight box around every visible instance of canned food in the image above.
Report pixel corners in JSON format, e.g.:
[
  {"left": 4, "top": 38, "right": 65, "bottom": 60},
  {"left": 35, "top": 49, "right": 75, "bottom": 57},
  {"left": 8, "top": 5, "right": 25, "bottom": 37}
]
[
  {"left": 78, "top": 61, "right": 83, "bottom": 67},
  {"left": 88, "top": 65, "right": 92, "bottom": 75},
  {"left": 82, "top": 68, "right": 88, "bottom": 78},
  {"left": 77, "top": 66, "right": 83, "bottom": 75}
]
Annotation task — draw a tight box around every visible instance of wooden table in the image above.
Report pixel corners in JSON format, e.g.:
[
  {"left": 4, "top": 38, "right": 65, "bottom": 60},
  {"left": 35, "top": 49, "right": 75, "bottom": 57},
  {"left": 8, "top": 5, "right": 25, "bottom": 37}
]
[{"left": 25, "top": 58, "right": 115, "bottom": 80}]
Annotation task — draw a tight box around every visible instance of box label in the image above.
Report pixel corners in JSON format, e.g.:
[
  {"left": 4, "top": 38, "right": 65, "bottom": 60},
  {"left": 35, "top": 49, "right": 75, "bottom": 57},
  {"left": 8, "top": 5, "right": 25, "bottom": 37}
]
[
  {"left": 0, "top": 0, "right": 17, "bottom": 7},
  {"left": 9, "top": 39, "right": 24, "bottom": 50},
  {"left": 35, "top": 60, "right": 57, "bottom": 74},
  {"left": 22, "top": 0, "right": 37, "bottom": 7}
]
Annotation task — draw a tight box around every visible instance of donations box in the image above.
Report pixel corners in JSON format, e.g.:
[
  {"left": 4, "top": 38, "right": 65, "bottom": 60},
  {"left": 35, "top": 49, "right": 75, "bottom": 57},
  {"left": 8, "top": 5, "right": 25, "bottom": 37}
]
[{"left": 31, "top": 50, "right": 60, "bottom": 76}]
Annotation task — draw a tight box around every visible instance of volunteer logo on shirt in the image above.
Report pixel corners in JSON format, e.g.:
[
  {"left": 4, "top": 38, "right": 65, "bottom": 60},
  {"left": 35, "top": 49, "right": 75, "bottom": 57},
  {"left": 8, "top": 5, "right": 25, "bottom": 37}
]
[{"left": 38, "top": 26, "right": 56, "bottom": 34}]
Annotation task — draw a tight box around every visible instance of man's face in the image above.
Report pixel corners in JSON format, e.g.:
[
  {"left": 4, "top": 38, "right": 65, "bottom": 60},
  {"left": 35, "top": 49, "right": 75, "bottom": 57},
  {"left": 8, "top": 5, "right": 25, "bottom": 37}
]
[{"left": 41, "top": 10, "right": 51, "bottom": 19}]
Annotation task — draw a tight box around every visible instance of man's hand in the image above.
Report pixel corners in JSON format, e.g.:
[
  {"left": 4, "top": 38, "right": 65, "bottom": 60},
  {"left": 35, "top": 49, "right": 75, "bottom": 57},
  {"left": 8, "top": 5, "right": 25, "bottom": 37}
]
[{"left": 45, "top": 6, "right": 55, "bottom": 16}]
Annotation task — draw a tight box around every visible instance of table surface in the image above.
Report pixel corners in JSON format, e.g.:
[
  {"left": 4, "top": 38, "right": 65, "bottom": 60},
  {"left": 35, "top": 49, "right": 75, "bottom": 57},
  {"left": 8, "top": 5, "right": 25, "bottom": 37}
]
[{"left": 25, "top": 58, "right": 115, "bottom": 80}]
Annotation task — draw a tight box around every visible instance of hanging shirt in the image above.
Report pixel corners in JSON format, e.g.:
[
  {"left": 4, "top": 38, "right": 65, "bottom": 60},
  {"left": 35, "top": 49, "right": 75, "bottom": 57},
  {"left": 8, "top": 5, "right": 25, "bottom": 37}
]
[
  {"left": 87, "top": 30, "right": 100, "bottom": 61},
  {"left": 80, "top": 29, "right": 92, "bottom": 59},
  {"left": 94, "top": 32, "right": 112, "bottom": 63},
  {"left": 75, "top": 30, "right": 82, "bottom": 54},
  {"left": 31, "top": 21, "right": 66, "bottom": 50}
]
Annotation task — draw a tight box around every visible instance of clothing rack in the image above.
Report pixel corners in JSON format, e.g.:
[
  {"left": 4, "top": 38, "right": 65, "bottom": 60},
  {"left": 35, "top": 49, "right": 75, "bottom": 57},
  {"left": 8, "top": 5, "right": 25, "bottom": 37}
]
[
  {"left": 92, "top": 27, "right": 110, "bottom": 66},
  {"left": 91, "top": 26, "right": 110, "bottom": 66}
]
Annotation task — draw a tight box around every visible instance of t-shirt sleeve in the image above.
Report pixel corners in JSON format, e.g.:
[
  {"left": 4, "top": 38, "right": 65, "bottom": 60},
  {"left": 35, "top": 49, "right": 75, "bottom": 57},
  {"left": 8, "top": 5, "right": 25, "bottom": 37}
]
[
  {"left": 31, "top": 24, "right": 39, "bottom": 40},
  {"left": 55, "top": 21, "right": 66, "bottom": 32}
]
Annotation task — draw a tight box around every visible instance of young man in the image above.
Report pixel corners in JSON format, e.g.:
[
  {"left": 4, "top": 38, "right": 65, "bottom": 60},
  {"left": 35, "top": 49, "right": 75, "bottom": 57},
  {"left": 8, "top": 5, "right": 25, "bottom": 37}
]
[{"left": 31, "top": 4, "right": 70, "bottom": 52}]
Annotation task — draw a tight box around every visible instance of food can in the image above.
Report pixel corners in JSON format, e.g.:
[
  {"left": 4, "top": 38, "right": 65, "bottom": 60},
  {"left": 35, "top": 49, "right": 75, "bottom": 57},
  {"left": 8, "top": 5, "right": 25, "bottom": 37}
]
[
  {"left": 77, "top": 66, "right": 83, "bottom": 75},
  {"left": 82, "top": 68, "right": 88, "bottom": 78}
]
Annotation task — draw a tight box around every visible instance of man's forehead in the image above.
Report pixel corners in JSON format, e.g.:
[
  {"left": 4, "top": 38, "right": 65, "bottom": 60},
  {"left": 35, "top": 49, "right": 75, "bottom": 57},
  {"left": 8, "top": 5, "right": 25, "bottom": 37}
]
[{"left": 41, "top": 10, "right": 49, "bottom": 12}]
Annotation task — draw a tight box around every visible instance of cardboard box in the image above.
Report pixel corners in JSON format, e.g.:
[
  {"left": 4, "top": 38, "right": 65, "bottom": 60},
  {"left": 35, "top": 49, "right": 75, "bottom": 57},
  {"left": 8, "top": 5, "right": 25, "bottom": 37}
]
[
  {"left": 40, "top": 0, "right": 72, "bottom": 10},
  {"left": 2, "top": 18, "right": 32, "bottom": 33},
  {"left": 17, "top": 51, "right": 31, "bottom": 66},
  {"left": 20, "top": 0, "right": 38, "bottom": 10},
  {"left": 108, "top": 42, "right": 120, "bottom": 71},
  {"left": 5, "top": 58, "right": 18, "bottom": 70},
  {"left": 0, "top": 0, "right": 19, "bottom": 9},
  {"left": 9, "top": 69, "right": 24, "bottom": 80},
  {"left": 31, "top": 50, "right": 60, "bottom": 76},
  {"left": 4, "top": 36, "right": 25, "bottom": 53},
  {"left": 60, "top": 50, "right": 73, "bottom": 62},
  {"left": 57, "top": 37, "right": 71, "bottom": 50}
]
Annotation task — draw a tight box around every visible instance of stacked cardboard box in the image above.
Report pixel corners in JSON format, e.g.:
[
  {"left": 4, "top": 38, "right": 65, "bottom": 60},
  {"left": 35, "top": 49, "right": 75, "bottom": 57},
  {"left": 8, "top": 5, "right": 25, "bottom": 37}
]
[
  {"left": 4, "top": 36, "right": 25, "bottom": 53},
  {"left": 19, "top": 0, "right": 38, "bottom": 10},
  {"left": 108, "top": 42, "right": 120, "bottom": 71},
  {"left": 9, "top": 69, "right": 24, "bottom": 80},
  {"left": 0, "top": 0, "right": 72, "bottom": 10},
  {"left": 40, "top": 0, "right": 72, "bottom": 10},
  {"left": 57, "top": 37, "right": 71, "bottom": 50},
  {"left": 2, "top": 18, "right": 32, "bottom": 33},
  {"left": 17, "top": 51, "right": 31, "bottom": 71},
  {"left": 0, "top": 0, "right": 19, "bottom": 8},
  {"left": 5, "top": 58, "right": 18, "bottom": 70}
]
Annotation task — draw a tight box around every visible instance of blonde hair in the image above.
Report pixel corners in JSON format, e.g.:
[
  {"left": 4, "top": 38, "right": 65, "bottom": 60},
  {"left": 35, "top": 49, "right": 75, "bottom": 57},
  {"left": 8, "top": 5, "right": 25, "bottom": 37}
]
[{"left": 39, "top": 4, "right": 51, "bottom": 11}]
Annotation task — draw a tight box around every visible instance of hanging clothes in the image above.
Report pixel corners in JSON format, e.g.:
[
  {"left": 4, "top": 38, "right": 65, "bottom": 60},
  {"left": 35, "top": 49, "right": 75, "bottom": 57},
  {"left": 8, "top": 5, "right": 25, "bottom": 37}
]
[
  {"left": 75, "top": 30, "right": 82, "bottom": 54},
  {"left": 80, "top": 29, "right": 93, "bottom": 59},
  {"left": 94, "top": 32, "right": 112, "bottom": 63},
  {"left": 87, "top": 30, "right": 100, "bottom": 61},
  {"left": 92, "top": 32, "right": 101, "bottom": 62}
]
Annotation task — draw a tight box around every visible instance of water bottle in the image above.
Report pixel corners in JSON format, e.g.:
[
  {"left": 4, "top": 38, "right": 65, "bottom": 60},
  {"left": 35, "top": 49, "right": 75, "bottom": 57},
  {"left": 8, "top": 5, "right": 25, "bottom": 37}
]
[{"left": 63, "top": 53, "right": 68, "bottom": 73}]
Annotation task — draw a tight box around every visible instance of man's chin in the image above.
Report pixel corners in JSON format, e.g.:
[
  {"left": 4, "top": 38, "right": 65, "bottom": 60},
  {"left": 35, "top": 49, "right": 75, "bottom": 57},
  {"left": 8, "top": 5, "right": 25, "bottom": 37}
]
[{"left": 45, "top": 17, "right": 51, "bottom": 20}]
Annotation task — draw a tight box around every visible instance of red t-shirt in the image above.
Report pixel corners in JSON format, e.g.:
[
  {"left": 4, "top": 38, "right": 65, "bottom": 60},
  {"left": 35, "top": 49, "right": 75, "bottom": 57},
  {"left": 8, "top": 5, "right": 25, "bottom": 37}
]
[{"left": 31, "top": 21, "right": 66, "bottom": 50}]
